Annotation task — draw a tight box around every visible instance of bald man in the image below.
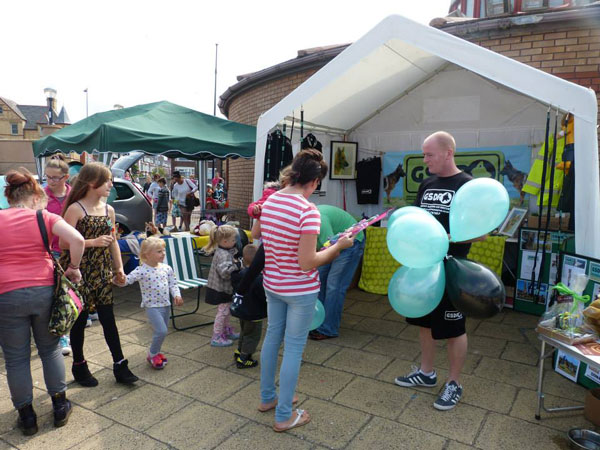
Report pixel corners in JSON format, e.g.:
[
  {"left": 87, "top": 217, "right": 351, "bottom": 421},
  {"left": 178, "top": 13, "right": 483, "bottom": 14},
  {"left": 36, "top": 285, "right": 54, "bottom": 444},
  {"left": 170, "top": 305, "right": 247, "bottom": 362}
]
[{"left": 394, "top": 131, "right": 472, "bottom": 411}]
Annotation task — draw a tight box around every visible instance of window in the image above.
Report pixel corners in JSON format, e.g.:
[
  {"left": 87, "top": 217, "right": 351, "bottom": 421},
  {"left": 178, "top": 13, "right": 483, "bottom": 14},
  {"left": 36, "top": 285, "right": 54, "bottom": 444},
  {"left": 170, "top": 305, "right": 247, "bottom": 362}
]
[
  {"left": 0, "top": 106, "right": 3, "bottom": 114},
  {"left": 113, "top": 182, "right": 134, "bottom": 200},
  {"left": 11, "top": 124, "right": 18, "bottom": 135}
]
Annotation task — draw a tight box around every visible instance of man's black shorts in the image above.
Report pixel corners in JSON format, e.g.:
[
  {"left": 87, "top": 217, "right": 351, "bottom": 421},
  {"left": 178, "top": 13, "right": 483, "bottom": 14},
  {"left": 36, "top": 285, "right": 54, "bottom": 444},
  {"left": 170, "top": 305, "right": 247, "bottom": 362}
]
[{"left": 405, "top": 292, "right": 466, "bottom": 340}]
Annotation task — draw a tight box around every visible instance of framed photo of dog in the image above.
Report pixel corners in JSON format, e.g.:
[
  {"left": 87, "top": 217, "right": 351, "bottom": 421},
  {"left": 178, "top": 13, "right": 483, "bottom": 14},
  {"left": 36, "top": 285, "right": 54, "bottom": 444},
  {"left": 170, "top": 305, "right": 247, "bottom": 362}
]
[
  {"left": 330, "top": 141, "right": 357, "bottom": 180},
  {"left": 498, "top": 207, "right": 528, "bottom": 237}
]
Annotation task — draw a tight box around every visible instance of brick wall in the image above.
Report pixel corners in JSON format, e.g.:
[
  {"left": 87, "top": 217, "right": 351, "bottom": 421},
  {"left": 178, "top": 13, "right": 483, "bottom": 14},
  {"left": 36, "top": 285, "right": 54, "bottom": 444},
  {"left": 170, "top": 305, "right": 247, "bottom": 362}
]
[
  {"left": 462, "top": 23, "right": 599, "bottom": 135},
  {"left": 226, "top": 69, "right": 318, "bottom": 229}
]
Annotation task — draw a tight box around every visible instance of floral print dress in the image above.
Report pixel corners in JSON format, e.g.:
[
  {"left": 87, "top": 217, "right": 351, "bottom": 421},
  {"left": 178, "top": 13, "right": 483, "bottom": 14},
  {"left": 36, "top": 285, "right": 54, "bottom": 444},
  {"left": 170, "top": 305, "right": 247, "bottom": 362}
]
[{"left": 60, "top": 202, "right": 114, "bottom": 310}]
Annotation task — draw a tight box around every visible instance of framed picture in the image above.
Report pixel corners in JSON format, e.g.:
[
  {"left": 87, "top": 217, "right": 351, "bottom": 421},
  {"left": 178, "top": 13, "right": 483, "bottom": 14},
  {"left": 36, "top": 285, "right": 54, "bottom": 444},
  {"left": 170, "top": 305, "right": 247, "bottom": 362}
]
[
  {"left": 555, "top": 349, "right": 580, "bottom": 383},
  {"left": 499, "top": 207, "right": 528, "bottom": 237},
  {"left": 330, "top": 141, "right": 357, "bottom": 180}
]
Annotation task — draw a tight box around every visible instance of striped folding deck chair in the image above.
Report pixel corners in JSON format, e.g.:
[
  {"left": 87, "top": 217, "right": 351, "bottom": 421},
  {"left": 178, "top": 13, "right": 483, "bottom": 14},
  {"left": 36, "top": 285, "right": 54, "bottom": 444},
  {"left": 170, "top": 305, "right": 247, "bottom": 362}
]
[{"left": 164, "top": 236, "right": 212, "bottom": 331}]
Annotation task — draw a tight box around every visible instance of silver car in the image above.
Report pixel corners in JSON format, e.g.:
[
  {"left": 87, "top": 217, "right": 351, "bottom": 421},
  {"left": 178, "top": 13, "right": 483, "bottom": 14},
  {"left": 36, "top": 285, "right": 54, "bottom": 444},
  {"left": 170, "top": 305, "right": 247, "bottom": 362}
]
[
  {"left": 109, "top": 154, "right": 153, "bottom": 234},
  {"left": 110, "top": 177, "right": 152, "bottom": 234}
]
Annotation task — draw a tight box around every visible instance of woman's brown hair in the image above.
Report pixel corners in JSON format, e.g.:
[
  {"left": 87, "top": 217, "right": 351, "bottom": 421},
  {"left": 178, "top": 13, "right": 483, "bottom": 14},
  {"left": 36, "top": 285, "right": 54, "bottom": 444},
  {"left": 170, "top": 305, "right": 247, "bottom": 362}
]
[
  {"left": 4, "top": 167, "right": 46, "bottom": 206},
  {"left": 62, "top": 162, "right": 112, "bottom": 215},
  {"left": 286, "top": 149, "right": 328, "bottom": 186},
  {"left": 45, "top": 153, "right": 69, "bottom": 175}
]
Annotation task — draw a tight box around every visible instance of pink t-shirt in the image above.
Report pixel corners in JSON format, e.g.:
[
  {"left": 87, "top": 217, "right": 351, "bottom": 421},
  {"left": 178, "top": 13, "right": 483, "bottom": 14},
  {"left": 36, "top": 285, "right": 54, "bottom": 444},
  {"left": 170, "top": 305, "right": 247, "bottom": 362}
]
[
  {"left": 260, "top": 191, "right": 321, "bottom": 296},
  {"left": 0, "top": 209, "right": 62, "bottom": 295},
  {"left": 44, "top": 184, "right": 70, "bottom": 252}
]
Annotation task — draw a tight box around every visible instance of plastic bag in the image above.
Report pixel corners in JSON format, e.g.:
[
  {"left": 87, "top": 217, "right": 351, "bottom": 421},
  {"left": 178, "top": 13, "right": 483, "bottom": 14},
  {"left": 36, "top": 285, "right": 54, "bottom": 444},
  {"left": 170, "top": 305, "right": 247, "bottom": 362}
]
[{"left": 537, "top": 274, "right": 593, "bottom": 342}]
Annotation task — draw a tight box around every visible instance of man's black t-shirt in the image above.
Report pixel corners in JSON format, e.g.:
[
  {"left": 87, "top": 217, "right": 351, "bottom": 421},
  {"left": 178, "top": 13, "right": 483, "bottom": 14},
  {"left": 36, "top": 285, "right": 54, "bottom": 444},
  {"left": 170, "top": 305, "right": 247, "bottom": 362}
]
[{"left": 414, "top": 171, "right": 473, "bottom": 258}]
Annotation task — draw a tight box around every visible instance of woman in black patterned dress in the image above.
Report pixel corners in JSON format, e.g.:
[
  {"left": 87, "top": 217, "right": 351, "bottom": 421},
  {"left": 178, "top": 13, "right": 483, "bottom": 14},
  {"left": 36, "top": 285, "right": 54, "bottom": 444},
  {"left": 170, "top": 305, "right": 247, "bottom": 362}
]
[{"left": 60, "top": 163, "right": 138, "bottom": 386}]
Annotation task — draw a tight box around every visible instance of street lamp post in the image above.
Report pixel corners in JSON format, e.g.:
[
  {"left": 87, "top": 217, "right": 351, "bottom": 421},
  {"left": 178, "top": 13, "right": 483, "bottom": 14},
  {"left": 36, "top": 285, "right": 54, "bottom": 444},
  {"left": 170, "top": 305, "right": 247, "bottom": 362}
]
[
  {"left": 84, "top": 88, "right": 89, "bottom": 117},
  {"left": 43, "top": 87, "right": 57, "bottom": 125}
]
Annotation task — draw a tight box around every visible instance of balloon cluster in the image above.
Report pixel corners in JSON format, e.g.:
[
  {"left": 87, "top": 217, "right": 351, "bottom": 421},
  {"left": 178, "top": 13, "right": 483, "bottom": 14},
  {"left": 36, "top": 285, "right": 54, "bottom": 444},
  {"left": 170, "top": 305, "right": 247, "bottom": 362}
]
[{"left": 386, "top": 178, "right": 509, "bottom": 319}]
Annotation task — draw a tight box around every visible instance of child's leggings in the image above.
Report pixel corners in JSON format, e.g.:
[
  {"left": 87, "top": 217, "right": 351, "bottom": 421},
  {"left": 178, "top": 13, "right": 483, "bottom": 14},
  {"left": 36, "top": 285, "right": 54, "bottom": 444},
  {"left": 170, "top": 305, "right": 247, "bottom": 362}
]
[
  {"left": 146, "top": 306, "right": 170, "bottom": 356},
  {"left": 213, "top": 303, "right": 232, "bottom": 338}
]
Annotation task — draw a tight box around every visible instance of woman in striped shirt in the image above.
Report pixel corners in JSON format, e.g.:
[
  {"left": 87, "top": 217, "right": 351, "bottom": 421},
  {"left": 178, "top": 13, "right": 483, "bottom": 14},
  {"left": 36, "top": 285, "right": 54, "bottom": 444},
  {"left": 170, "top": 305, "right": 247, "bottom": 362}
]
[{"left": 254, "top": 149, "right": 354, "bottom": 432}]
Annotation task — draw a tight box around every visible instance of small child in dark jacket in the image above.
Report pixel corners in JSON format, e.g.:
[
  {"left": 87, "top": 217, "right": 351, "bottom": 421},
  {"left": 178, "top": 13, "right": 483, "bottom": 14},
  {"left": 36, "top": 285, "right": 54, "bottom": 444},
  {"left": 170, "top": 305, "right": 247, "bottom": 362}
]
[
  {"left": 155, "top": 178, "right": 170, "bottom": 230},
  {"left": 231, "top": 244, "right": 267, "bottom": 369},
  {"left": 204, "top": 225, "right": 241, "bottom": 347}
]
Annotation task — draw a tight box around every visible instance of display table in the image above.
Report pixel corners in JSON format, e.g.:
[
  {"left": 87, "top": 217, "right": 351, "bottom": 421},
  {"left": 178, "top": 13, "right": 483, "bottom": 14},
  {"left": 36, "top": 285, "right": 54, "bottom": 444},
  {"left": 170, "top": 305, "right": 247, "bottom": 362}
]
[
  {"left": 118, "top": 230, "right": 252, "bottom": 274},
  {"left": 535, "top": 333, "right": 600, "bottom": 420}
]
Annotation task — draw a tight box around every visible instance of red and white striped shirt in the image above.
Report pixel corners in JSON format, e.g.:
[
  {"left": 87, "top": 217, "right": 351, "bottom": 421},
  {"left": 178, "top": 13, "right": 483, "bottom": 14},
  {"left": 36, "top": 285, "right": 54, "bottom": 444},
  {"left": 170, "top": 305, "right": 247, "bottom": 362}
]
[{"left": 260, "top": 191, "right": 321, "bottom": 296}]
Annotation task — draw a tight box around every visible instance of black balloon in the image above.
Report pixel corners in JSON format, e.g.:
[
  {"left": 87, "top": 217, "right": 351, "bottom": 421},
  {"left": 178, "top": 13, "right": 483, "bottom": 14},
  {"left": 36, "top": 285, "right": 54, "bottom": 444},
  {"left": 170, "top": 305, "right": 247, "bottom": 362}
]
[{"left": 444, "top": 257, "right": 505, "bottom": 319}]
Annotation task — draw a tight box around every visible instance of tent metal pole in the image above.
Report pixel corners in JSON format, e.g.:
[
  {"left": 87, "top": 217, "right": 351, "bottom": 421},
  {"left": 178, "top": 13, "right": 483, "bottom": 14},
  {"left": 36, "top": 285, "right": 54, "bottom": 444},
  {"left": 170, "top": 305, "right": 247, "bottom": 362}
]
[
  {"left": 281, "top": 117, "right": 346, "bottom": 135},
  {"left": 199, "top": 160, "right": 206, "bottom": 212}
]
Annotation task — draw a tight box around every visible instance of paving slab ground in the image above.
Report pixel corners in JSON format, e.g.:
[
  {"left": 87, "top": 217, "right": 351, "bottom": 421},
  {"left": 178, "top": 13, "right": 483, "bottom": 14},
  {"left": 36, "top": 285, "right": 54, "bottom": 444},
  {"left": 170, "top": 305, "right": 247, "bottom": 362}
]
[{"left": 0, "top": 284, "right": 598, "bottom": 449}]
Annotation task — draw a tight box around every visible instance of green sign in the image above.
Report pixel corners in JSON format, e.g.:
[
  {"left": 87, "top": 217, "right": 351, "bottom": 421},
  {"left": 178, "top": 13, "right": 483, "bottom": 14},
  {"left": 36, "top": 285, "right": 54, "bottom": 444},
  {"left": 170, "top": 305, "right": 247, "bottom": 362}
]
[
  {"left": 403, "top": 151, "right": 505, "bottom": 203},
  {"left": 589, "top": 262, "right": 600, "bottom": 282}
]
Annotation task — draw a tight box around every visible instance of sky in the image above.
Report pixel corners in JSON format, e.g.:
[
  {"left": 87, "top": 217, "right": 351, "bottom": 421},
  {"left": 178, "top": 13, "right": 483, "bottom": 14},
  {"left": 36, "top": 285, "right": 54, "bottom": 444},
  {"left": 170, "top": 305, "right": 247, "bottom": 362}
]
[{"left": 3, "top": 0, "right": 450, "bottom": 123}]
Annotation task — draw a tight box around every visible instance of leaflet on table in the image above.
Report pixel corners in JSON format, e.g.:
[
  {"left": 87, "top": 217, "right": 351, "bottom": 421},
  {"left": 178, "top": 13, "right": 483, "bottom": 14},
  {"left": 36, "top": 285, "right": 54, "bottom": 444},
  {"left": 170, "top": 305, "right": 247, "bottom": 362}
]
[
  {"left": 520, "top": 251, "right": 542, "bottom": 280},
  {"left": 561, "top": 255, "right": 588, "bottom": 289},
  {"left": 576, "top": 341, "right": 600, "bottom": 356}
]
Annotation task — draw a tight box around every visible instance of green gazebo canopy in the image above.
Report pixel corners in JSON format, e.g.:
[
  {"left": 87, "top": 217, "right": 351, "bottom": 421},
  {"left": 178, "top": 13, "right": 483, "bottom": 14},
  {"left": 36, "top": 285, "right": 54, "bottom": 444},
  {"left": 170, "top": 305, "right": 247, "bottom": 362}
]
[{"left": 33, "top": 101, "right": 256, "bottom": 160}]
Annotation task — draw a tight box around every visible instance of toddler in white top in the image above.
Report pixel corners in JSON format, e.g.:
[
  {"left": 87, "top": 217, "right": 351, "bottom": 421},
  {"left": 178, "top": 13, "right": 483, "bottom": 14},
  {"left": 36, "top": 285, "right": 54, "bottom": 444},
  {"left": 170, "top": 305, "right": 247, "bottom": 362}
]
[{"left": 116, "top": 237, "right": 183, "bottom": 369}]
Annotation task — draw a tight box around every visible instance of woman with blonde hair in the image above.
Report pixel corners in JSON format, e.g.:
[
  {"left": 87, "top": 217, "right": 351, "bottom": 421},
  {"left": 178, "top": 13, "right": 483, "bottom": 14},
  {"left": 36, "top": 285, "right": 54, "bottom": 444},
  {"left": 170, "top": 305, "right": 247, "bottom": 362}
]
[
  {"left": 61, "top": 162, "right": 138, "bottom": 387},
  {"left": 0, "top": 167, "right": 84, "bottom": 435}
]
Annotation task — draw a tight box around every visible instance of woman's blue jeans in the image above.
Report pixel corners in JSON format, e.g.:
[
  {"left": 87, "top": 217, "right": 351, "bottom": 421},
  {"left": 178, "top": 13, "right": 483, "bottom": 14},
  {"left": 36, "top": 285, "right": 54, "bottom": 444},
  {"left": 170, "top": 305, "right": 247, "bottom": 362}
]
[
  {"left": 260, "top": 290, "right": 317, "bottom": 423},
  {"left": 0, "top": 286, "right": 66, "bottom": 408}
]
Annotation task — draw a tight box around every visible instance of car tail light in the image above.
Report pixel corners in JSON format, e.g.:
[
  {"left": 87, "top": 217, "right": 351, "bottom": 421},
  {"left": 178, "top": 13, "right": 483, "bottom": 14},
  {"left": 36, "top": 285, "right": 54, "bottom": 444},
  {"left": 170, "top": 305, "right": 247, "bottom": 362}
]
[{"left": 131, "top": 182, "right": 152, "bottom": 205}]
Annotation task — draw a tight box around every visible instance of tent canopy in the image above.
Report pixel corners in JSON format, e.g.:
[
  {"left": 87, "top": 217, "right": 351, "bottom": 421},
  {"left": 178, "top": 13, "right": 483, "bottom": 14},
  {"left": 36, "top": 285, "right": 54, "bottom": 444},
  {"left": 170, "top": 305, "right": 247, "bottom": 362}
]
[
  {"left": 33, "top": 101, "right": 256, "bottom": 160},
  {"left": 254, "top": 15, "right": 599, "bottom": 258}
]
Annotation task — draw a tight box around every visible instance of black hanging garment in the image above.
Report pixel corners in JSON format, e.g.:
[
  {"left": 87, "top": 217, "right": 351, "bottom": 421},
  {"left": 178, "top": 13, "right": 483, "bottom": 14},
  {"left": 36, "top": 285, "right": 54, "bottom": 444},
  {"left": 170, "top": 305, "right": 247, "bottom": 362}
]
[
  {"left": 356, "top": 157, "right": 382, "bottom": 204},
  {"left": 301, "top": 133, "right": 323, "bottom": 151},
  {"left": 264, "top": 130, "right": 293, "bottom": 182},
  {"left": 301, "top": 133, "right": 324, "bottom": 190}
]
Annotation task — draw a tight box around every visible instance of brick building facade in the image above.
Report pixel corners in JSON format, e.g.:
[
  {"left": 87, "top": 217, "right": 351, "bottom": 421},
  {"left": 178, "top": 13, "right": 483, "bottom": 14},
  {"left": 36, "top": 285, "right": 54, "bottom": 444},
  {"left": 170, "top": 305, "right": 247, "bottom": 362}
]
[{"left": 220, "top": 6, "right": 600, "bottom": 226}]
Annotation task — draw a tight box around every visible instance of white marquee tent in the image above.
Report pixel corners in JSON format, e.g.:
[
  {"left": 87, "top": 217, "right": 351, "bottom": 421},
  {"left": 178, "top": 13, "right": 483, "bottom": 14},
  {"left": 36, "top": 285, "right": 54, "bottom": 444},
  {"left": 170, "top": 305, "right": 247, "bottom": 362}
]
[{"left": 253, "top": 15, "right": 599, "bottom": 258}]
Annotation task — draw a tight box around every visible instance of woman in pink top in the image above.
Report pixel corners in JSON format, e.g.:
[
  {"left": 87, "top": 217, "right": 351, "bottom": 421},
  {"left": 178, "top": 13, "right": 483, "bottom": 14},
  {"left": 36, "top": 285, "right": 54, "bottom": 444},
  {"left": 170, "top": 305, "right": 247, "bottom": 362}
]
[
  {"left": 43, "top": 155, "right": 73, "bottom": 356},
  {"left": 43, "top": 155, "right": 71, "bottom": 254},
  {"left": 254, "top": 149, "right": 354, "bottom": 432},
  {"left": 0, "top": 168, "right": 84, "bottom": 436}
]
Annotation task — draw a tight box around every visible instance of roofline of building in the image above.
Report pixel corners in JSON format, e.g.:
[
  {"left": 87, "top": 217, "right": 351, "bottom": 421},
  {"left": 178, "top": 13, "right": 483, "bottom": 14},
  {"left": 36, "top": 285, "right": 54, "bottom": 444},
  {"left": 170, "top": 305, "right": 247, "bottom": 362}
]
[
  {"left": 435, "top": 3, "right": 600, "bottom": 36},
  {"left": 219, "top": 4, "right": 600, "bottom": 118},
  {"left": 218, "top": 44, "right": 350, "bottom": 117}
]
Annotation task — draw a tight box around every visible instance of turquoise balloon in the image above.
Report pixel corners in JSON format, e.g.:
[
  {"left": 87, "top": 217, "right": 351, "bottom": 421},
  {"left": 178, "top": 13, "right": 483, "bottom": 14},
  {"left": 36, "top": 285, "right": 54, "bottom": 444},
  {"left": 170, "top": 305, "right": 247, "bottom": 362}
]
[
  {"left": 449, "top": 178, "right": 509, "bottom": 242},
  {"left": 386, "top": 211, "right": 449, "bottom": 268},
  {"left": 388, "top": 262, "right": 445, "bottom": 318},
  {"left": 310, "top": 300, "right": 325, "bottom": 331},
  {"left": 387, "top": 206, "right": 429, "bottom": 229}
]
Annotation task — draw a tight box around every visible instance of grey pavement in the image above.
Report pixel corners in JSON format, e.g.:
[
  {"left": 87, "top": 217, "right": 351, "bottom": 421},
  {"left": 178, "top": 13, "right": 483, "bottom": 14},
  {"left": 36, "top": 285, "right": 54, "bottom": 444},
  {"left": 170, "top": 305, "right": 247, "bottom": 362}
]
[{"left": 0, "top": 285, "right": 597, "bottom": 449}]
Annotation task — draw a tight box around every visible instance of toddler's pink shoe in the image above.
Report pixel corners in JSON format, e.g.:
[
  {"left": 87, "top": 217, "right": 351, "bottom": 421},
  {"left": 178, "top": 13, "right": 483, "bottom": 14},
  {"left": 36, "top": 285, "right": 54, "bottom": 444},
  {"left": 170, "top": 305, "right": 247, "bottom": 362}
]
[
  {"left": 147, "top": 354, "right": 165, "bottom": 369},
  {"left": 157, "top": 353, "right": 168, "bottom": 365}
]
